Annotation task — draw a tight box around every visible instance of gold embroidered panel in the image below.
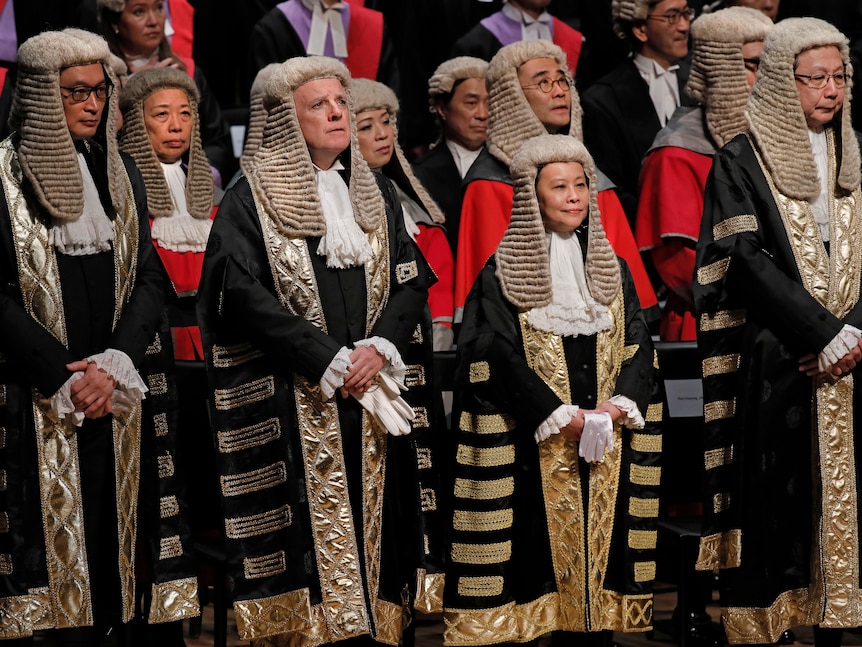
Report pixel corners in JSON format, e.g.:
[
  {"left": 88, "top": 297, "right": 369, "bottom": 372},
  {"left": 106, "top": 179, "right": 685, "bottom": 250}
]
[
  {"left": 450, "top": 541, "right": 512, "bottom": 564},
  {"left": 145, "top": 335, "right": 162, "bottom": 355},
  {"left": 414, "top": 570, "right": 444, "bottom": 615},
  {"left": 221, "top": 462, "right": 287, "bottom": 497},
  {"left": 631, "top": 434, "right": 662, "bottom": 454},
  {"left": 645, "top": 403, "right": 662, "bottom": 423},
  {"left": 218, "top": 418, "right": 281, "bottom": 453},
  {"left": 629, "top": 465, "right": 661, "bottom": 487},
  {"left": 412, "top": 407, "right": 429, "bottom": 429},
  {"left": 457, "top": 576, "right": 504, "bottom": 598},
  {"left": 628, "top": 530, "right": 657, "bottom": 550},
  {"left": 0, "top": 588, "right": 54, "bottom": 639},
  {"left": 704, "top": 447, "right": 734, "bottom": 470},
  {"left": 158, "top": 454, "right": 175, "bottom": 478},
  {"left": 633, "top": 561, "right": 656, "bottom": 583},
  {"left": 154, "top": 412, "right": 168, "bottom": 437},
  {"left": 212, "top": 342, "right": 265, "bottom": 368},
  {"left": 469, "top": 362, "right": 490, "bottom": 383},
  {"left": 596, "top": 592, "right": 653, "bottom": 632},
  {"left": 214, "top": 376, "right": 275, "bottom": 411},
  {"left": 722, "top": 587, "right": 815, "bottom": 645},
  {"left": 443, "top": 594, "right": 561, "bottom": 645},
  {"left": 456, "top": 444, "right": 515, "bottom": 468},
  {"left": 459, "top": 412, "right": 516, "bottom": 434},
  {"left": 629, "top": 498, "right": 659, "bottom": 518},
  {"left": 713, "top": 214, "right": 758, "bottom": 240},
  {"left": 697, "top": 257, "right": 730, "bottom": 285},
  {"left": 233, "top": 588, "right": 325, "bottom": 643},
  {"left": 453, "top": 477, "right": 514, "bottom": 500},
  {"left": 373, "top": 599, "right": 406, "bottom": 646},
  {"left": 225, "top": 505, "right": 292, "bottom": 539},
  {"left": 405, "top": 364, "right": 426, "bottom": 387},
  {"left": 244, "top": 551, "right": 287, "bottom": 580},
  {"left": 699, "top": 309, "right": 746, "bottom": 332},
  {"left": 696, "top": 529, "right": 741, "bottom": 570},
  {"left": 713, "top": 492, "right": 731, "bottom": 514},
  {"left": 452, "top": 508, "right": 514, "bottom": 533},
  {"left": 704, "top": 399, "right": 735, "bottom": 423},
  {"left": 147, "top": 373, "right": 168, "bottom": 396},
  {"left": 148, "top": 577, "right": 199, "bottom": 624},
  {"left": 159, "top": 535, "right": 183, "bottom": 560},
  {"left": 160, "top": 495, "right": 179, "bottom": 518}
]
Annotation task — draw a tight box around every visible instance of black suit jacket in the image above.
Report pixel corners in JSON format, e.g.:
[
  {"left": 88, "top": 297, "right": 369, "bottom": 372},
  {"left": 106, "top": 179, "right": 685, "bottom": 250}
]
[{"left": 412, "top": 143, "right": 466, "bottom": 254}]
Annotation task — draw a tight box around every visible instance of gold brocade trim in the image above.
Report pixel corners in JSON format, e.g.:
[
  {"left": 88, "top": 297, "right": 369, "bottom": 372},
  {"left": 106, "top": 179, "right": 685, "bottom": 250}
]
[
  {"left": 212, "top": 342, "right": 265, "bottom": 368},
  {"left": 0, "top": 588, "right": 54, "bottom": 639},
  {"left": 374, "top": 599, "right": 406, "bottom": 647},
  {"left": 159, "top": 535, "right": 183, "bottom": 560},
  {"left": 713, "top": 214, "right": 758, "bottom": 240},
  {"left": 629, "top": 498, "right": 659, "bottom": 518},
  {"left": 443, "top": 594, "right": 560, "bottom": 645},
  {"left": 631, "top": 433, "right": 661, "bottom": 454},
  {"left": 221, "top": 462, "right": 287, "bottom": 497},
  {"left": 628, "top": 530, "right": 657, "bottom": 550},
  {"left": 160, "top": 496, "right": 179, "bottom": 518},
  {"left": 634, "top": 561, "right": 656, "bottom": 583},
  {"left": 147, "top": 373, "right": 168, "bottom": 396},
  {"left": 704, "top": 399, "right": 735, "bottom": 422},
  {"left": 645, "top": 403, "right": 662, "bottom": 423},
  {"left": 455, "top": 444, "right": 515, "bottom": 467},
  {"left": 217, "top": 418, "right": 281, "bottom": 453},
  {"left": 225, "top": 505, "right": 292, "bottom": 539},
  {"left": 704, "top": 446, "right": 734, "bottom": 470},
  {"left": 622, "top": 344, "right": 638, "bottom": 363},
  {"left": 469, "top": 361, "right": 490, "bottom": 383},
  {"left": 703, "top": 354, "right": 741, "bottom": 377},
  {"left": 452, "top": 508, "right": 514, "bottom": 532},
  {"left": 451, "top": 541, "right": 512, "bottom": 564},
  {"left": 113, "top": 407, "right": 142, "bottom": 624},
  {"left": 158, "top": 454, "right": 175, "bottom": 478},
  {"left": 699, "top": 309, "right": 746, "bottom": 332},
  {"left": 596, "top": 592, "right": 653, "bottom": 632},
  {"left": 696, "top": 257, "right": 730, "bottom": 285},
  {"left": 396, "top": 260, "right": 418, "bottom": 283},
  {"left": 630, "top": 465, "right": 661, "bottom": 487},
  {"left": 406, "top": 364, "right": 426, "bottom": 387},
  {"left": 234, "top": 589, "right": 327, "bottom": 643},
  {"left": 713, "top": 492, "right": 731, "bottom": 513},
  {"left": 695, "top": 529, "right": 742, "bottom": 570},
  {"left": 214, "top": 376, "right": 275, "bottom": 411},
  {"left": 458, "top": 576, "right": 504, "bottom": 597},
  {"left": 0, "top": 553, "right": 10, "bottom": 574},
  {"left": 154, "top": 412, "right": 168, "bottom": 437},
  {"left": 412, "top": 407, "right": 429, "bottom": 429},
  {"left": 722, "top": 588, "right": 815, "bottom": 645},
  {"left": 459, "top": 411, "right": 516, "bottom": 434},
  {"left": 414, "top": 570, "right": 445, "bottom": 615},
  {"left": 420, "top": 487, "right": 437, "bottom": 511},
  {"left": 453, "top": 477, "right": 514, "bottom": 500},
  {"left": 148, "top": 577, "right": 199, "bottom": 624},
  {"left": 145, "top": 335, "right": 161, "bottom": 355},
  {"left": 244, "top": 551, "right": 287, "bottom": 580},
  {"left": 417, "top": 447, "right": 432, "bottom": 469},
  {"left": 412, "top": 323, "right": 424, "bottom": 345}
]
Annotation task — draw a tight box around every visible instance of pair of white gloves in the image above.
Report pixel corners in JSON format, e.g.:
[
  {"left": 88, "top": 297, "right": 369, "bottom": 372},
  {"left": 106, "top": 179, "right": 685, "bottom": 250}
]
[
  {"left": 353, "top": 371, "right": 415, "bottom": 436},
  {"left": 534, "top": 404, "right": 614, "bottom": 463}
]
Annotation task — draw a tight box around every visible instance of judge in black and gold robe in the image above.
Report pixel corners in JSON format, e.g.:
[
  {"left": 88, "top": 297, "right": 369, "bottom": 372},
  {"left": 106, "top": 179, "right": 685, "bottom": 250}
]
[
  {"left": 444, "top": 135, "right": 662, "bottom": 647},
  {"left": 694, "top": 18, "right": 862, "bottom": 646}
]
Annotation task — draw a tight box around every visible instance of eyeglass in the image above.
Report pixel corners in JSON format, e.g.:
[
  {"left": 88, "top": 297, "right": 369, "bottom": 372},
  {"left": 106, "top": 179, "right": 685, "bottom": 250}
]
[
  {"left": 646, "top": 6, "right": 695, "bottom": 25},
  {"left": 743, "top": 58, "right": 760, "bottom": 74},
  {"left": 794, "top": 72, "right": 847, "bottom": 89},
  {"left": 60, "top": 83, "right": 113, "bottom": 103},
  {"left": 520, "top": 76, "right": 571, "bottom": 94}
]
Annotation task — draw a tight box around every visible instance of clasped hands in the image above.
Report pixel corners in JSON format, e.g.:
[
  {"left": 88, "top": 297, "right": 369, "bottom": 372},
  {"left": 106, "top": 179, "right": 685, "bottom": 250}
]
[
  {"left": 66, "top": 359, "right": 117, "bottom": 419},
  {"left": 799, "top": 337, "right": 862, "bottom": 378},
  {"left": 340, "top": 345, "right": 414, "bottom": 436},
  {"left": 560, "top": 403, "right": 621, "bottom": 464}
]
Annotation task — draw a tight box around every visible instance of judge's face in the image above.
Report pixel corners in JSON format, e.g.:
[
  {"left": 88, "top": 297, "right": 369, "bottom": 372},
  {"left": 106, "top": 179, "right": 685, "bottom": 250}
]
[
  {"left": 518, "top": 57, "right": 571, "bottom": 133},
  {"left": 537, "top": 162, "right": 590, "bottom": 233},
  {"left": 356, "top": 108, "right": 394, "bottom": 171},
  {"left": 742, "top": 41, "right": 764, "bottom": 89},
  {"left": 116, "top": 0, "right": 166, "bottom": 58},
  {"left": 794, "top": 46, "right": 845, "bottom": 130},
  {"left": 435, "top": 77, "right": 488, "bottom": 151},
  {"left": 60, "top": 63, "right": 108, "bottom": 141},
  {"left": 143, "top": 88, "right": 193, "bottom": 164},
  {"left": 633, "top": 0, "right": 691, "bottom": 69},
  {"left": 294, "top": 77, "right": 351, "bottom": 170}
]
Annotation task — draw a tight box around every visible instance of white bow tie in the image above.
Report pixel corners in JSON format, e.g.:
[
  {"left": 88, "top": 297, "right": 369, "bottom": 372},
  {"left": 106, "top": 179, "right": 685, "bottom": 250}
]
[{"left": 303, "top": 0, "right": 348, "bottom": 59}]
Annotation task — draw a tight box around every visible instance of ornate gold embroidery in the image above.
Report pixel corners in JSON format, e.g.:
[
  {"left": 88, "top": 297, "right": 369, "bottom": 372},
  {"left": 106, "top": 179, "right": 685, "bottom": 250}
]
[
  {"left": 0, "top": 554, "right": 10, "bottom": 575},
  {"left": 0, "top": 427, "right": 5, "bottom": 449},
  {"left": 704, "top": 399, "right": 735, "bottom": 422},
  {"left": 212, "top": 342, "right": 264, "bottom": 368},
  {"left": 459, "top": 412, "right": 516, "bottom": 434},
  {"left": 452, "top": 508, "right": 514, "bottom": 533},
  {"left": 703, "top": 354, "right": 741, "bottom": 377},
  {"left": 159, "top": 535, "right": 183, "bottom": 560},
  {"left": 405, "top": 364, "right": 426, "bottom": 387},
  {"left": 722, "top": 587, "right": 814, "bottom": 645},
  {"left": 622, "top": 344, "right": 638, "bottom": 363},
  {"left": 220, "top": 462, "right": 287, "bottom": 498},
  {"left": 704, "top": 446, "right": 734, "bottom": 470},
  {"left": 699, "top": 309, "right": 746, "bottom": 332},
  {"left": 451, "top": 541, "right": 512, "bottom": 564},
  {"left": 217, "top": 418, "right": 281, "bottom": 453},
  {"left": 631, "top": 433, "right": 662, "bottom": 454},
  {"left": 233, "top": 588, "right": 324, "bottom": 641},
  {"left": 396, "top": 260, "right": 418, "bottom": 283},
  {"left": 696, "top": 257, "right": 730, "bottom": 285},
  {"left": 153, "top": 412, "right": 168, "bottom": 437},
  {"left": 456, "top": 444, "right": 515, "bottom": 467},
  {"left": 469, "top": 361, "right": 490, "bottom": 383},
  {"left": 158, "top": 454, "right": 175, "bottom": 478},
  {"left": 458, "top": 576, "right": 504, "bottom": 598},
  {"left": 713, "top": 214, "right": 758, "bottom": 240},
  {"left": 0, "top": 385, "right": 6, "bottom": 407},
  {"left": 0, "top": 469, "right": 7, "bottom": 491},
  {"left": 160, "top": 496, "right": 179, "bottom": 518},
  {"left": 443, "top": 594, "right": 560, "bottom": 645},
  {"left": 629, "top": 497, "right": 659, "bottom": 518},
  {"left": 628, "top": 529, "right": 657, "bottom": 550},
  {"left": 453, "top": 477, "right": 514, "bottom": 500},
  {"left": 630, "top": 465, "right": 661, "bottom": 487},
  {"left": 0, "top": 588, "right": 54, "bottom": 639},
  {"left": 412, "top": 407, "right": 429, "bottom": 428},
  {"left": 598, "top": 592, "right": 653, "bottom": 632},
  {"left": 146, "top": 335, "right": 162, "bottom": 355},
  {"left": 414, "top": 570, "right": 444, "bottom": 615},
  {"left": 148, "top": 577, "right": 199, "bottom": 624},
  {"left": 420, "top": 487, "right": 437, "bottom": 512},
  {"left": 646, "top": 403, "right": 662, "bottom": 423},
  {"left": 416, "top": 447, "right": 432, "bottom": 470},
  {"left": 696, "top": 529, "right": 741, "bottom": 570},
  {"left": 244, "top": 551, "right": 287, "bottom": 580},
  {"left": 412, "top": 324, "right": 424, "bottom": 345},
  {"left": 224, "top": 505, "right": 292, "bottom": 539},
  {"left": 634, "top": 561, "right": 656, "bottom": 583},
  {"left": 214, "top": 376, "right": 275, "bottom": 411},
  {"left": 147, "top": 373, "right": 168, "bottom": 396},
  {"left": 374, "top": 599, "right": 406, "bottom": 647},
  {"left": 713, "top": 492, "right": 731, "bottom": 513}
]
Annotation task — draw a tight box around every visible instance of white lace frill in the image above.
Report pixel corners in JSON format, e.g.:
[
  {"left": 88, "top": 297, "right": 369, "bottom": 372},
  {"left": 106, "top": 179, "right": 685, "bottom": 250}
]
[
  {"left": 49, "top": 153, "right": 115, "bottom": 256},
  {"left": 319, "top": 337, "right": 406, "bottom": 401},
  {"left": 314, "top": 162, "right": 373, "bottom": 268},
  {"left": 320, "top": 346, "right": 353, "bottom": 400},
  {"left": 819, "top": 324, "right": 862, "bottom": 373},
  {"left": 535, "top": 403, "right": 579, "bottom": 443},
  {"left": 152, "top": 161, "right": 212, "bottom": 253},
  {"left": 607, "top": 394, "right": 644, "bottom": 429},
  {"left": 354, "top": 336, "right": 406, "bottom": 383}
]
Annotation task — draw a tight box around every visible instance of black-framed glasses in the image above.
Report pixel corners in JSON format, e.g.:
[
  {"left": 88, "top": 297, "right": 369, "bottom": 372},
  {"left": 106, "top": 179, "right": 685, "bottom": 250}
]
[
  {"left": 647, "top": 6, "right": 695, "bottom": 25},
  {"left": 521, "top": 76, "right": 571, "bottom": 94},
  {"left": 743, "top": 58, "right": 760, "bottom": 74},
  {"left": 60, "top": 83, "right": 113, "bottom": 103},
  {"left": 794, "top": 72, "right": 847, "bottom": 89}
]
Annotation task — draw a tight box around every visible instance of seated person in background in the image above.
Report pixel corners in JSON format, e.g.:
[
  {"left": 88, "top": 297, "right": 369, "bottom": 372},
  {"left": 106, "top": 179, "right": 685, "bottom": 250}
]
[
  {"left": 413, "top": 56, "right": 489, "bottom": 255},
  {"left": 636, "top": 7, "right": 772, "bottom": 340}
]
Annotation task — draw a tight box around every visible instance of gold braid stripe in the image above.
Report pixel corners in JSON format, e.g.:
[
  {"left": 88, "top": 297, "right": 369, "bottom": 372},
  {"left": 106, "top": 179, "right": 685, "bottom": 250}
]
[
  {"left": 456, "top": 444, "right": 515, "bottom": 467},
  {"left": 159, "top": 496, "right": 179, "bottom": 518},
  {"left": 629, "top": 497, "right": 659, "bottom": 518},
  {"left": 0, "top": 554, "right": 10, "bottom": 575},
  {"left": 214, "top": 376, "right": 275, "bottom": 411},
  {"left": 704, "top": 446, "right": 734, "bottom": 470},
  {"left": 713, "top": 492, "right": 731, "bottom": 513},
  {"left": 224, "top": 505, "right": 292, "bottom": 539},
  {"left": 148, "top": 577, "right": 199, "bottom": 624},
  {"left": 633, "top": 561, "right": 656, "bottom": 583},
  {"left": 159, "top": 535, "right": 183, "bottom": 560},
  {"left": 452, "top": 508, "right": 514, "bottom": 533},
  {"left": 469, "top": 361, "right": 490, "bottom": 383},
  {"left": 696, "top": 529, "right": 741, "bottom": 570},
  {"left": 158, "top": 454, "right": 175, "bottom": 478},
  {"left": 631, "top": 433, "right": 662, "bottom": 454},
  {"left": 646, "top": 403, "right": 662, "bottom": 423},
  {"left": 628, "top": 530, "right": 657, "bottom": 550},
  {"left": 154, "top": 412, "right": 168, "bottom": 437},
  {"left": 713, "top": 214, "right": 758, "bottom": 240},
  {"left": 704, "top": 399, "right": 735, "bottom": 422},
  {"left": 147, "top": 373, "right": 168, "bottom": 396},
  {"left": 451, "top": 541, "right": 512, "bottom": 565},
  {"left": 457, "top": 576, "right": 504, "bottom": 598},
  {"left": 217, "top": 418, "right": 281, "bottom": 454},
  {"left": 459, "top": 412, "right": 516, "bottom": 434},
  {"left": 630, "top": 465, "right": 661, "bottom": 487},
  {"left": 696, "top": 257, "right": 730, "bottom": 285},
  {"left": 622, "top": 344, "right": 638, "bottom": 363},
  {"left": 700, "top": 309, "right": 746, "bottom": 332},
  {"left": 243, "top": 551, "right": 286, "bottom": 580},
  {"left": 453, "top": 477, "right": 514, "bottom": 500},
  {"left": 212, "top": 342, "right": 264, "bottom": 368},
  {"left": 220, "top": 462, "right": 287, "bottom": 497},
  {"left": 703, "top": 354, "right": 741, "bottom": 377}
]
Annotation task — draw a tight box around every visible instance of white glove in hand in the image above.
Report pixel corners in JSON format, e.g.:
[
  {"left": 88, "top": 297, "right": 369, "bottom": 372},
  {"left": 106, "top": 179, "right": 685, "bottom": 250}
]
[
  {"left": 354, "top": 373, "right": 414, "bottom": 436},
  {"left": 579, "top": 412, "right": 614, "bottom": 463}
]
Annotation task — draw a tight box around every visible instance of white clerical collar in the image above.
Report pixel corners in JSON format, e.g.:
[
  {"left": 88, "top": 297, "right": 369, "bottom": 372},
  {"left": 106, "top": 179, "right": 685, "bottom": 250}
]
[
  {"left": 445, "top": 139, "right": 483, "bottom": 179},
  {"left": 633, "top": 53, "right": 681, "bottom": 126},
  {"left": 633, "top": 53, "right": 680, "bottom": 79},
  {"left": 301, "top": 0, "right": 348, "bottom": 58},
  {"left": 501, "top": 2, "right": 552, "bottom": 41}
]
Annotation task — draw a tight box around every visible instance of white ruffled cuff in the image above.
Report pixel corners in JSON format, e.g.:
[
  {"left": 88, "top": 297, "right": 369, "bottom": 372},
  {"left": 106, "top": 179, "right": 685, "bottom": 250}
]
[
  {"left": 354, "top": 336, "right": 406, "bottom": 384},
  {"left": 818, "top": 324, "right": 862, "bottom": 372},
  {"left": 535, "top": 404, "right": 579, "bottom": 443},
  {"left": 607, "top": 394, "right": 645, "bottom": 429},
  {"left": 49, "top": 372, "right": 86, "bottom": 427},
  {"left": 152, "top": 213, "right": 212, "bottom": 253},
  {"left": 87, "top": 349, "right": 148, "bottom": 402},
  {"left": 320, "top": 346, "right": 352, "bottom": 400}
]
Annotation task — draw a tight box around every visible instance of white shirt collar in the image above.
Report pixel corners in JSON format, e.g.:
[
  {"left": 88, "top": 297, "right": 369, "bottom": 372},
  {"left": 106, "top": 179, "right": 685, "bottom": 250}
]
[
  {"left": 501, "top": 2, "right": 552, "bottom": 42},
  {"left": 445, "top": 139, "right": 483, "bottom": 179},
  {"left": 633, "top": 53, "right": 681, "bottom": 126}
]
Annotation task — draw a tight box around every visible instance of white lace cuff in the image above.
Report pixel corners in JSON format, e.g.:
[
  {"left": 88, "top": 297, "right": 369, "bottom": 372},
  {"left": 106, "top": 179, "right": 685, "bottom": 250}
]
[
  {"left": 49, "top": 372, "right": 86, "bottom": 427},
  {"left": 818, "top": 324, "right": 862, "bottom": 372},
  {"left": 607, "top": 394, "right": 645, "bottom": 429},
  {"left": 354, "top": 337, "right": 406, "bottom": 384},
  {"left": 320, "top": 346, "right": 352, "bottom": 400},
  {"left": 535, "top": 404, "right": 579, "bottom": 443},
  {"left": 87, "top": 349, "right": 148, "bottom": 402}
]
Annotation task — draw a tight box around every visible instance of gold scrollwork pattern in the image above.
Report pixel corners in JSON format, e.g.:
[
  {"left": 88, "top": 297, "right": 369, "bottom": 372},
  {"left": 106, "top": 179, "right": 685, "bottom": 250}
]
[
  {"left": 218, "top": 418, "right": 281, "bottom": 453},
  {"left": 597, "top": 592, "right": 653, "bottom": 632},
  {"left": 214, "top": 376, "right": 275, "bottom": 411},
  {"left": 148, "top": 577, "right": 199, "bottom": 624},
  {"left": 622, "top": 344, "right": 638, "bottom": 363},
  {"left": 225, "top": 505, "right": 292, "bottom": 539},
  {"left": 695, "top": 529, "right": 741, "bottom": 570},
  {"left": 221, "top": 462, "right": 287, "bottom": 497},
  {"left": 244, "top": 551, "right": 287, "bottom": 580},
  {"left": 699, "top": 309, "right": 746, "bottom": 332},
  {"left": 713, "top": 214, "right": 758, "bottom": 240}
]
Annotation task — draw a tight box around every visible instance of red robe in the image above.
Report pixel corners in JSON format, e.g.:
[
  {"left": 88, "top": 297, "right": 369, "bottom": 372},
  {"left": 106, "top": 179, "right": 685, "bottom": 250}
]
[
  {"left": 415, "top": 223, "right": 454, "bottom": 329},
  {"left": 454, "top": 179, "right": 658, "bottom": 314},
  {"left": 636, "top": 146, "right": 713, "bottom": 341}
]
